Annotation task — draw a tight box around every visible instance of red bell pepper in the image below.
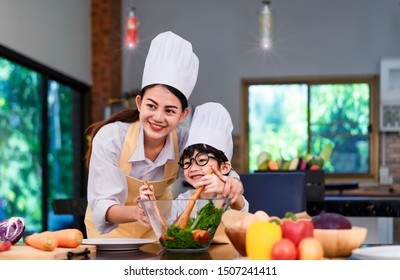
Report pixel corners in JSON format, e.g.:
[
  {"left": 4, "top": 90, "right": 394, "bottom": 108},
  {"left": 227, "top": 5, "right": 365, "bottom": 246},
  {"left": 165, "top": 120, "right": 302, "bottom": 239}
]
[{"left": 280, "top": 212, "right": 314, "bottom": 246}]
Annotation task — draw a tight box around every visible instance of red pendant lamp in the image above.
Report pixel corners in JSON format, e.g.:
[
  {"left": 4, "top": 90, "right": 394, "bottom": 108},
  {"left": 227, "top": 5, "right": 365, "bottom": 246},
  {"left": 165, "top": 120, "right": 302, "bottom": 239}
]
[{"left": 125, "top": 6, "right": 138, "bottom": 48}]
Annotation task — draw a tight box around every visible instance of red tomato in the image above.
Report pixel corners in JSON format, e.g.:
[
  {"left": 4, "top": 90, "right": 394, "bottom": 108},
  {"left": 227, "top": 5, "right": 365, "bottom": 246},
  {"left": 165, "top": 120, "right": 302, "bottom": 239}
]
[
  {"left": 271, "top": 238, "right": 297, "bottom": 260},
  {"left": 0, "top": 240, "right": 12, "bottom": 252},
  {"left": 192, "top": 229, "right": 211, "bottom": 244},
  {"left": 281, "top": 219, "right": 314, "bottom": 246}
]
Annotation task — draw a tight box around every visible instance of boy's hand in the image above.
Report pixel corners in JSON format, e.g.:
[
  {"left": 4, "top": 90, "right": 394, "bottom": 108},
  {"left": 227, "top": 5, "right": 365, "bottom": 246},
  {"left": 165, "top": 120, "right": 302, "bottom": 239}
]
[
  {"left": 201, "top": 170, "right": 224, "bottom": 197},
  {"left": 211, "top": 166, "right": 244, "bottom": 204}
]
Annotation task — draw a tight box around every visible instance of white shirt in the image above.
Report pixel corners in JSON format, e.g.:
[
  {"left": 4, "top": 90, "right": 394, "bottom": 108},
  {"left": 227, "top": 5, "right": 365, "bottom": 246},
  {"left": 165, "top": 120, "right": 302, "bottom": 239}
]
[{"left": 87, "top": 121, "right": 189, "bottom": 234}]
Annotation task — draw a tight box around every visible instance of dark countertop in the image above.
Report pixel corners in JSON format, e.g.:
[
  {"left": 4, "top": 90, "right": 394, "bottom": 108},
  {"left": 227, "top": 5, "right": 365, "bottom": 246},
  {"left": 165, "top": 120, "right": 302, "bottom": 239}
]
[
  {"left": 307, "top": 196, "right": 400, "bottom": 217},
  {"left": 92, "top": 243, "right": 240, "bottom": 260}
]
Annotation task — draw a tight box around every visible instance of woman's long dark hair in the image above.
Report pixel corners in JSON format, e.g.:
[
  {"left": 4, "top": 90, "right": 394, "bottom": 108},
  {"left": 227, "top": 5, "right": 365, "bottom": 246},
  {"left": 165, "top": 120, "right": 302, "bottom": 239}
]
[{"left": 85, "top": 84, "right": 187, "bottom": 167}]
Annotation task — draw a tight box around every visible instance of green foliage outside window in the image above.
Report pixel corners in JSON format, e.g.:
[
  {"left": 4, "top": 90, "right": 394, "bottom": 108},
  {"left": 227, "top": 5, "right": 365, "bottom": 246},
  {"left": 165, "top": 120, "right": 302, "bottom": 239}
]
[
  {"left": 0, "top": 57, "right": 74, "bottom": 234},
  {"left": 247, "top": 82, "right": 370, "bottom": 174},
  {"left": 0, "top": 58, "right": 43, "bottom": 233}
]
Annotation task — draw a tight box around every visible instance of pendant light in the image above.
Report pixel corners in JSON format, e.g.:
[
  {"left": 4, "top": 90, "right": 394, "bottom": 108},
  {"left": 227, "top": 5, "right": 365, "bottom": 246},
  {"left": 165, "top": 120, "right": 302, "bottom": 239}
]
[
  {"left": 125, "top": 6, "right": 138, "bottom": 48},
  {"left": 260, "top": 1, "right": 272, "bottom": 48}
]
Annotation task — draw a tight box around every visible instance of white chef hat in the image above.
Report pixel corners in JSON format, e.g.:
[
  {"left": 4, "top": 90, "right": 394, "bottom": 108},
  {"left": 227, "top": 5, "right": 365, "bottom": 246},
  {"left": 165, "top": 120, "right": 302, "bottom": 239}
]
[
  {"left": 184, "top": 102, "right": 234, "bottom": 161},
  {"left": 141, "top": 31, "right": 199, "bottom": 102}
]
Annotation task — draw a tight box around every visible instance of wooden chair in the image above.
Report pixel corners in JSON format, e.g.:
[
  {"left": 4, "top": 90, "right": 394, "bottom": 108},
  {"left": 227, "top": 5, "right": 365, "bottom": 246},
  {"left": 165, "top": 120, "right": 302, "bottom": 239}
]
[{"left": 239, "top": 172, "right": 306, "bottom": 217}]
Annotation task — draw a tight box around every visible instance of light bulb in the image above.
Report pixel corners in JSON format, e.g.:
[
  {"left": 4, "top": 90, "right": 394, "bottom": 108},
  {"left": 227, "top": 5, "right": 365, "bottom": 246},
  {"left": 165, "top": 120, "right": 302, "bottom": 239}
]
[{"left": 260, "top": 1, "right": 272, "bottom": 49}]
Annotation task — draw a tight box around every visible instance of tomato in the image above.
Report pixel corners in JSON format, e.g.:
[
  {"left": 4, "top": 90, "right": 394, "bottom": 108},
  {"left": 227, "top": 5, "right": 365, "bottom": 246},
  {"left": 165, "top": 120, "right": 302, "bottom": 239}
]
[
  {"left": 271, "top": 238, "right": 297, "bottom": 260},
  {"left": 160, "top": 234, "right": 174, "bottom": 241},
  {"left": 246, "top": 221, "right": 282, "bottom": 260},
  {"left": 192, "top": 229, "right": 210, "bottom": 244},
  {"left": 0, "top": 240, "right": 12, "bottom": 252},
  {"left": 298, "top": 237, "right": 324, "bottom": 260},
  {"left": 281, "top": 219, "right": 314, "bottom": 246}
]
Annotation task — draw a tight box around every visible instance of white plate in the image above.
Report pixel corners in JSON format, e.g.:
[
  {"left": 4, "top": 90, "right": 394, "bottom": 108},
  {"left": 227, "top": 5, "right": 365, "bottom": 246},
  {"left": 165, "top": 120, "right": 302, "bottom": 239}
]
[
  {"left": 82, "top": 238, "right": 157, "bottom": 251},
  {"left": 351, "top": 245, "right": 400, "bottom": 260}
]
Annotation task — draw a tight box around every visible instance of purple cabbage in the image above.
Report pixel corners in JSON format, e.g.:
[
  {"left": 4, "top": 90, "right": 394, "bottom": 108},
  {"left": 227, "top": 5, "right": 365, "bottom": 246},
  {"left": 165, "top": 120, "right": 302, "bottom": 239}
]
[
  {"left": 312, "top": 212, "right": 352, "bottom": 230},
  {"left": 0, "top": 217, "right": 25, "bottom": 244}
]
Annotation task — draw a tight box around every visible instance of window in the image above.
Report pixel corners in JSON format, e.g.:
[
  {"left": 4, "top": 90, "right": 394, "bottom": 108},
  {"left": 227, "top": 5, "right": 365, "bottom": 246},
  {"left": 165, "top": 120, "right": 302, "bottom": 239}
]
[
  {"left": 0, "top": 45, "right": 89, "bottom": 234},
  {"left": 241, "top": 76, "right": 379, "bottom": 182}
]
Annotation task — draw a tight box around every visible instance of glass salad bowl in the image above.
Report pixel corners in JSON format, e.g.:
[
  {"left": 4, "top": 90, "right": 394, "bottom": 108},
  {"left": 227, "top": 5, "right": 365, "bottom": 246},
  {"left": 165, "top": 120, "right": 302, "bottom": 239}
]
[{"left": 139, "top": 198, "right": 231, "bottom": 253}]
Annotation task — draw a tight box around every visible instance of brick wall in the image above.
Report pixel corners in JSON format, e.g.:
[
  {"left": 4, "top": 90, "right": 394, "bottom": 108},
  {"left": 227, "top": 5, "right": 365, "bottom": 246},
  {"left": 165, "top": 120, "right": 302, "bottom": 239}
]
[{"left": 91, "top": 0, "right": 122, "bottom": 123}]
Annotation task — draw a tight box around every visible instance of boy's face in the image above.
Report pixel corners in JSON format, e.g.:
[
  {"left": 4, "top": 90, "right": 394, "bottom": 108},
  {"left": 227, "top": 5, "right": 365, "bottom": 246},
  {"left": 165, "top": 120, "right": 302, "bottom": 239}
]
[{"left": 182, "top": 151, "right": 231, "bottom": 187}]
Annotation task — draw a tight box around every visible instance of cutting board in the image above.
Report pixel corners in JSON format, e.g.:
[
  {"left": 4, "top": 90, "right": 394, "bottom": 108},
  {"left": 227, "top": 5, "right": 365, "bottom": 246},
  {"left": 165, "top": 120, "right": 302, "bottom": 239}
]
[{"left": 0, "top": 244, "right": 97, "bottom": 260}]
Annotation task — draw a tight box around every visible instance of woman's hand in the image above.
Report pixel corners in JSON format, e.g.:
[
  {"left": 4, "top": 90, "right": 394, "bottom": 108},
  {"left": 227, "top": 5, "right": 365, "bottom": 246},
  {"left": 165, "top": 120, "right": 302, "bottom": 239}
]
[
  {"left": 133, "top": 205, "right": 150, "bottom": 227},
  {"left": 135, "top": 184, "right": 155, "bottom": 203},
  {"left": 106, "top": 204, "right": 150, "bottom": 226}
]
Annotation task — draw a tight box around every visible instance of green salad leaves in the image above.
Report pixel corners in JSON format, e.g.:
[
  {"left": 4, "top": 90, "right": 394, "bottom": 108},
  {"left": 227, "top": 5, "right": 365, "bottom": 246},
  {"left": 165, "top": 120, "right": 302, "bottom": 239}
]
[{"left": 160, "top": 200, "right": 224, "bottom": 250}]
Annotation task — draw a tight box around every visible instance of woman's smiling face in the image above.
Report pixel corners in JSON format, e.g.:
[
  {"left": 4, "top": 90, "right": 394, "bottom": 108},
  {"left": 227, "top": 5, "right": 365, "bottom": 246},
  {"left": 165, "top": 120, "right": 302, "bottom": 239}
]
[{"left": 136, "top": 85, "right": 189, "bottom": 142}]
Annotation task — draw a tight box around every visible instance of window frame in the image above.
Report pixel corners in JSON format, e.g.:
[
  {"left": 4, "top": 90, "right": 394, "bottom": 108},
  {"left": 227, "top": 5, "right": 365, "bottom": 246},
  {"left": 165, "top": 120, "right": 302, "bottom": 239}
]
[
  {"left": 241, "top": 75, "right": 379, "bottom": 183},
  {"left": 0, "top": 44, "right": 90, "bottom": 230}
]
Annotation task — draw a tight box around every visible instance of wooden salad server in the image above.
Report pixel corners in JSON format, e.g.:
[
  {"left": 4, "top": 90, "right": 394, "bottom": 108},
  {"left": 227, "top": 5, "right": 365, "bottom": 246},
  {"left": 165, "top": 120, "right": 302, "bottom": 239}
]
[
  {"left": 144, "top": 182, "right": 168, "bottom": 232},
  {"left": 174, "top": 169, "right": 214, "bottom": 229}
]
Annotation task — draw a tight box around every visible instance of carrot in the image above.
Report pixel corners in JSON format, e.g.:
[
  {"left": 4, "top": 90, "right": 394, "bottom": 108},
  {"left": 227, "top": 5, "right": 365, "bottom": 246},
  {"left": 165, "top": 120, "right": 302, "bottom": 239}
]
[
  {"left": 24, "top": 231, "right": 58, "bottom": 251},
  {"left": 267, "top": 160, "right": 279, "bottom": 170},
  {"left": 53, "top": 228, "right": 83, "bottom": 248}
]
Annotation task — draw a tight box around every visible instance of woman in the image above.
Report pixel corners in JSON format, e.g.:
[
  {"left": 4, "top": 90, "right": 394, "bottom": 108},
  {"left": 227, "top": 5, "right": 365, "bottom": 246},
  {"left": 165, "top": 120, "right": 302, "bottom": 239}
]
[{"left": 84, "top": 32, "right": 243, "bottom": 239}]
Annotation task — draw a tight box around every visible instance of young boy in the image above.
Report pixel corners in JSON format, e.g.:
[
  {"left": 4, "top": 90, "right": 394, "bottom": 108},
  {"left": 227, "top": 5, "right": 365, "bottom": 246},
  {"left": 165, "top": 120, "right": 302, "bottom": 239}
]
[{"left": 139, "top": 102, "right": 248, "bottom": 211}]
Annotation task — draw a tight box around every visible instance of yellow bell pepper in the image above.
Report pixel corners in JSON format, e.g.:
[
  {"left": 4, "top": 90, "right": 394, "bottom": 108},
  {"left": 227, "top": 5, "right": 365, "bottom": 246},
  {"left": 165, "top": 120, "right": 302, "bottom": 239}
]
[{"left": 246, "top": 221, "right": 282, "bottom": 260}]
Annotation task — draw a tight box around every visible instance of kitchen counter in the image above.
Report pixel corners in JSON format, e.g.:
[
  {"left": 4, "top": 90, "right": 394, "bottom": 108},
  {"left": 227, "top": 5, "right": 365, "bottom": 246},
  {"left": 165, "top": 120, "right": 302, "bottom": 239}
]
[
  {"left": 307, "top": 196, "right": 400, "bottom": 217},
  {"left": 92, "top": 243, "right": 240, "bottom": 260}
]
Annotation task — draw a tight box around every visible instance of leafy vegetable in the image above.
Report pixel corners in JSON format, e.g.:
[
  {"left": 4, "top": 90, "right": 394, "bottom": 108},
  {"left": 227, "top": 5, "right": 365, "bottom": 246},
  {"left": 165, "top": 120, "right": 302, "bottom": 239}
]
[
  {"left": 312, "top": 212, "right": 352, "bottom": 229},
  {"left": 161, "top": 225, "right": 204, "bottom": 249},
  {"left": 0, "top": 217, "right": 25, "bottom": 245},
  {"left": 190, "top": 200, "right": 223, "bottom": 232},
  {"left": 160, "top": 200, "right": 224, "bottom": 250}
]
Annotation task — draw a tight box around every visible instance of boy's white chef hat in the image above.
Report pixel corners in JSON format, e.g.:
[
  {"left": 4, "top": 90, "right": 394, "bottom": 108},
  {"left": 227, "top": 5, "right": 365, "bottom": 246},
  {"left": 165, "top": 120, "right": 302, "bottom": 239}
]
[
  {"left": 185, "top": 102, "right": 234, "bottom": 161},
  {"left": 141, "top": 31, "right": 199, "bottom": 101}
]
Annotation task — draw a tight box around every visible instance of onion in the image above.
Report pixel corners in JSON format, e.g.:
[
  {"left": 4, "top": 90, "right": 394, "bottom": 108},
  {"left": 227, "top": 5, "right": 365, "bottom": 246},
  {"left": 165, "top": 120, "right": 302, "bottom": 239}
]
[
  {"left": 0, "top": 217, "right": 25, "bottom": 244},
  {"left": 312, "top": 212, "right": 352, "bottom": 230}
]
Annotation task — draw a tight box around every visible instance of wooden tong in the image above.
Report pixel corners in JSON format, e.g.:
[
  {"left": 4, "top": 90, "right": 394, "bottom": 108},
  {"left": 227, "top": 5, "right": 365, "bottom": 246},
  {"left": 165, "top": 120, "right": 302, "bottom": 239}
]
[
  {"left": 144, "top": 182, "right": 168, "bottom": 232},
  {"left": 173, "top": 169, "right": 214, "bottom": 229}
]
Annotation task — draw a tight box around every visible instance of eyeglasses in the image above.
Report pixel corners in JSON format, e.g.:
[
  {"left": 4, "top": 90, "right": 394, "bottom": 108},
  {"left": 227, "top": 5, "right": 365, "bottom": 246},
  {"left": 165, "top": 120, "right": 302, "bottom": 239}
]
[{"left": 179, "top": 152, "right": 221, "bottom": 169}]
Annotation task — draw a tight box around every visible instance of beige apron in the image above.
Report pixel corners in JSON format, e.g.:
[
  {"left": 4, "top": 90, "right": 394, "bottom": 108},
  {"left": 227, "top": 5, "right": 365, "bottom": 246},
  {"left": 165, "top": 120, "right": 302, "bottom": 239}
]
[{"left": 84, "top": 121, "right": 179, "bottom": 239}]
